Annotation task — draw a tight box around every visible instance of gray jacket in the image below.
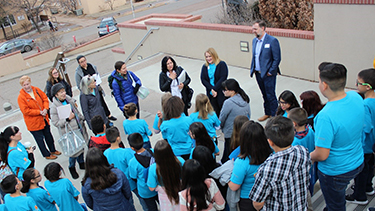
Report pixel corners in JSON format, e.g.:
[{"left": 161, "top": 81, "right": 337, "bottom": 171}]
[
  {"left": 219, "top": 94, "right": 251, "bottom": 138},
  {"left": 79, "top": 87, "right": 108, "bottom": 130},
  {"left": 75, "top": 63, "right": 98, "bottom": 91},
  {"left": 50, "top": 95, "right": 88, "bottom": 141}
]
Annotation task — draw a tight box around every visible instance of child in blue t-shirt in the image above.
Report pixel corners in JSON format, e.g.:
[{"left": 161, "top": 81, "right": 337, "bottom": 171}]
[
  {"left": 0, "top": 174, "right": 40, "bottom": 211},
  {"left": 288, "top": 107, "right": 316, "bottom": 195},
  {"left": 123, "top": 103, "right": 153, "bottom": 149},
  {"left": 21, "top": 168, "right": 57, "bottom": 211},
  {"left": 348, "top": 68, "right": 375, "bottom": 205},
  {"left": 103, "top": 127, "right": 149, "bottom": 211},
  {"left": 43, "top": 162, "right": 86, "bottom": 211},
  {"left": 128, "top": 133, "right": 158, "bottom": 211}
]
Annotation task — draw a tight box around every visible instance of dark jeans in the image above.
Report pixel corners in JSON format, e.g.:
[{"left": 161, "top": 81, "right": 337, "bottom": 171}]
[
  {"left": 99, "top": 88, "right": 111, "bottom": 117},
  {"left": 132, "top": 188, "right": 149, "bottom": 211},
  {"left": 30, "top": 123, "right": 56, "bottom": 157},
  {"left": 221, "top": 138, "right": 231, "bottom": 164},
  {"left": 209, "top": 94, "right": 224, "bottom": 118},
  {"left": 123, "top": 102, "right": 140, "bottom": 119},
  {"left": 239, "top": 198, "right": 256, "bottom": 211},
  {"left": 69, "top": 153, "right": 84, "bottom": 168},
  {"left": 352, "top": 153, "right": 374, "bottom": 200},
  {"left": 318, "top": 162, "right": 364, "bottom": 211},
  {"left": 255, "top": 72, "right": 278, "bottom": 116},
  {"left": 143, "top": 195, "right": 159, "bottom": 211}
]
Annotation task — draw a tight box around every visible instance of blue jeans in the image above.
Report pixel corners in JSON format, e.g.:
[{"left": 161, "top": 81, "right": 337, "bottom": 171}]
[
  {"left": 143, "top": 195, "right": 159, "bottom": 211},
  {"left": 69, "top": 153, "right": 84, "bottom": 168},
  {"left": 255, "top": 72, "right": 277, "bottom": 116},
  {"left": 30, "top": 123, "right": 56, "bottom": 157},
  {"left": 352, "top": 153, "right": 374, "bottom": 200},
  {"left": 132, "top": 188, "right": 149, "bottom": 211},
  {"left": 318, "top": 162, "right": 364, "bottom": 211}
]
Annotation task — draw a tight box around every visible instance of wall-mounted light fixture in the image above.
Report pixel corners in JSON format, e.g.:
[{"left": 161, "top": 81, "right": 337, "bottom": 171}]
[
  {"left": 240, "top": 41, "right": 249, "bottom": 52},
  {"left": 137, "top": 55, "right": 143, "bottom": 60}
]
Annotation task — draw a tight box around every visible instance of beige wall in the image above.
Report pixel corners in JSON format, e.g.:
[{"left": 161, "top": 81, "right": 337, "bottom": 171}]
[
  {"left": 24, "top": 46, "right": 62, "bottom": 68},
  {"left": 0, "top": 51, "right": 27, "bottom": 77},
  {"left": 120, "top": 25, "right": 315, "bottom": 81},
  {"left": 79, "top": 0, "right": 127, "bottom": 15},
  {"left": 314, "top": 3, "right": 375, "bottom": 88},
  {"left": 65, "top": 31, "right": 121, "bottom": 57}
]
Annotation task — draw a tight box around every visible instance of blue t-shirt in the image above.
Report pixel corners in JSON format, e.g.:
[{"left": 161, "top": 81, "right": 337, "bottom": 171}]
[
  {"left": 230, "top": 156, "right": 260, "bottom": 198},
  {"left": 123, "top": 119, "right": 152, "bottom": 143},
  {"left": 4, "top": 194, "right": 40, "bottom": 211},
  {"left": 7, "top": 142, "right": 31, "bottom": 180},
  {"left": 44, "top": 178, "right": 83, "bottom": 211},
  {"left": 292, "top": 127, "right": 315, "bottom": 153},
  {"left": 152, "top": 114, "right": 160, "bottom": 134},
  {"left": 160, "top": 116, "right": 193, "bottom": 156},
  {"left": 147, "top": 156, "right": 185, "bottom": 189},
  {"left": 189, "top": 112, "right": 221, "bottom": 138},
  {"left": 229, "top": 146, "right": 241, "bottom": 161},
  {"left": 282, "top": 111, "right": 288, "bottom": 118},
  {"left": 314, "top": 91, "right": 364, "bottom": 176},
  {"left": 129, "top": 150, "right": 157, "bottom": 199},
  {"left": 104, "top": 147, "right": 136, "bottom": 190},
  {"left": 27, "top": 187, "right": 57, "bottom": 211},
  {"left": 208, "top": 64, "right": 216, "bottom": 87},
  {"left": 363, "top": 98, "right": 375, "bottom": 154}
]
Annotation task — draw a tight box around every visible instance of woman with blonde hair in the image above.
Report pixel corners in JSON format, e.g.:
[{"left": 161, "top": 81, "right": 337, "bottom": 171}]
[
  {"left": 189, "top": 94, "right": 220, "bottom": 143},
  {"left": 45, "top": 68, "right": 72, "bottom": 101},
  {"left": 200, "top": 48, "right": 228, "bottom": 117},
  {"left": 17, "top": 75, "right": 60, "bottom": 160},
  {"left": 80, "top": 75, "right": 108, "bottom": 131}
]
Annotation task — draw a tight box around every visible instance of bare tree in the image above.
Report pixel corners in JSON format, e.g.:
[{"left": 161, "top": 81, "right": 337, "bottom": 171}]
[
  {"left": 37, "top": 31, "right": 62, "bottom": 50},
  {"left": 105, "top": 0, "right": 116, "bottom": 10},
  {"left": 7, "top": 0, "right": 50, "bottom": 34},
  {"left": 60, "top": 0, "right": 78, "bottom": 13}
]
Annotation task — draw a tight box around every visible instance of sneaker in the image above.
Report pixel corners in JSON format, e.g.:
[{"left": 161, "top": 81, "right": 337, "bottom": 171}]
[
  {"left": 51, "top": 151, "right": 61, "bottom": 156},
  {"left": 108, "top": 116, "right": 117, "bottom": 121},
  {"left": 345, "top": 194, "right": 368, "bottom": 205},
  {"left": 350, "top": 185, "right": 375, "bottom": 195},
  {"left": 45, "top": 155, "right": 57, "bottom": 160},
  {"left": 368, "top": 208, "right": 375, "bottom": 211}
]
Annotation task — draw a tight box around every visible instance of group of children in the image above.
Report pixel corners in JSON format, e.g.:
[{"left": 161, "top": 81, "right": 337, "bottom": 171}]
[{"left": 0, "top": 64, "right": 374, "bottom": 211}]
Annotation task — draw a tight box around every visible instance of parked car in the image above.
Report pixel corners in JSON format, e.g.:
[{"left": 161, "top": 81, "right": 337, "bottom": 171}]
[
  {"left": 0, "top": 39, "right": 35, "bottom": 56},
  {"left": 97, "top": 17, "right": 118, "bottom": 37}
]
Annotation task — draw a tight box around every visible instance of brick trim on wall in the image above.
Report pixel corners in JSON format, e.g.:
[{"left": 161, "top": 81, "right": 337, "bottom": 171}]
[
  {"left": 314, "top": 0, "right": 375, "bottom": 4},
  {"left": 118, "top": 13, "right": 314, "bottom": 40},
  {"left": 24, "top": 46, "right": 61, "bottom": 60}
]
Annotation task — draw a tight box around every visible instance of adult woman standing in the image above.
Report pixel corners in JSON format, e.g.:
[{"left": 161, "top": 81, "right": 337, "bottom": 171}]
[
  {"left": 147, "top": 140, "right": 185, "bottom": 210},
  {"left": 80, "top": 75, "right": 109, "bottom": 131},
  {"left": 110, "top": 61, "right": 142, "bottom": 118},
  {"left": 201, "top": 48, "right": 229, "bottom": 117},
  {"left": 50, "top": 83, "right": 88, "bottom": 179},
  {"left": 0, "top": 126, "right": 34, "bottom": 180},
  {"left": 45, "top": 68, "right": 72, "bottom": 101},
  {"left": 82, "top": 147, "right": 135, "bottom": 211},
  {"left": 159, "top": 56, "right": 192, "bottom": 116},
  {"left": 220, "top": 79, "right": 251, "bottom": 163},
  {"left": 17, "top": 75, "right": 60, "bottom": 160},
  {"left": 228, "top": 121, "right": 272, "bottom": 211}
]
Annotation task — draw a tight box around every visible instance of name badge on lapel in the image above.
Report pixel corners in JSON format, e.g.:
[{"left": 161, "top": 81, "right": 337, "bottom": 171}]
[{"left": 264, "top": 44, "right": 270, "bottom": 48}]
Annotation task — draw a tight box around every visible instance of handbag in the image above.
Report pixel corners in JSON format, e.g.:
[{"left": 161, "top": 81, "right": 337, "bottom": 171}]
[
  {"left": 128, "top": 72, "right": 150, "bottom": 99},
  {"left": 57, "top": 123, "right": 86, "bottom": 157},
  {"left": 0, "top": 160, "right": 13, "bottom": 182}
]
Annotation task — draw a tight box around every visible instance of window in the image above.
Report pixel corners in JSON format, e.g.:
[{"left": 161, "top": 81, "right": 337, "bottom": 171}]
[{"left": 2, "top": 15, "right": 17, "bottom": 27}]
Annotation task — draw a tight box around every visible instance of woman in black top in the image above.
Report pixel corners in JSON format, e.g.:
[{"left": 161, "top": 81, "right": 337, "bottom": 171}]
[{"left": 159, "top": 56, "right": 191, "bottom": 116}]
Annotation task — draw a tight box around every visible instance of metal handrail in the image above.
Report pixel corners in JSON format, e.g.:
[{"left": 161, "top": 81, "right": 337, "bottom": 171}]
[{"left": 125, "top": 27, "right": 159, "bottom": 63}]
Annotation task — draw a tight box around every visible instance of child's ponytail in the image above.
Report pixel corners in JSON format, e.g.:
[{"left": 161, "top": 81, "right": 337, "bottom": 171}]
[{"left": 21, "top": 168, "right": 35, "bottom": 193}]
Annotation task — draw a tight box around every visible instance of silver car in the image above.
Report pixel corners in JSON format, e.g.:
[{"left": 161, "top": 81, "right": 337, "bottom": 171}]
[
  {"left": 97, "top": 17, "right": 118, "bottom": 37},
  {"left": 0, "top": 39, "right": 35, "bottom": 56}
]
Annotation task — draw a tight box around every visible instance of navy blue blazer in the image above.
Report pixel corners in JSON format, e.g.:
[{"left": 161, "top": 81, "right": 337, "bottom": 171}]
[{"left": 250, "top": 33, "right": 281, "bottom": 78}]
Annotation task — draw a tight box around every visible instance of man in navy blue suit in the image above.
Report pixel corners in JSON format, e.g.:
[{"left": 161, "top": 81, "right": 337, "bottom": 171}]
[{"left": 250, "top": 20, "right": 281, "bottom": 122}]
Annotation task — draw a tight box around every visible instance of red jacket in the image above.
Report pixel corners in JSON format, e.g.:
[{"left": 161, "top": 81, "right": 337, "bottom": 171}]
[{"left": 18, "top": 86, "right": 50, "bottom": 131}]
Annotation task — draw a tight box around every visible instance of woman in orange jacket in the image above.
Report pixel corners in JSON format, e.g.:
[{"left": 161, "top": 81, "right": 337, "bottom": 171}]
[{"left": 17, "top": 75, "right": 61, "bottom": 160}]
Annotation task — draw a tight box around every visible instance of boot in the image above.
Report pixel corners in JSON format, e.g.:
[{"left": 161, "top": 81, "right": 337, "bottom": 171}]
[
  {"left": 79, "top": 162, "right": 85, "bottom": 170},
  {"left": 69, "top": 167, "right": 79, "bottom": 179}
]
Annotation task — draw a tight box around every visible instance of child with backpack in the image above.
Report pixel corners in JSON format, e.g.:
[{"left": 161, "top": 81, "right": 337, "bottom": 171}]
[
  {"left": 0, "top": 174, "right": 40, "bottom": 211},
  {"left": 123, "top": 103, "right": 153, "bottom": 149},
  {"left": 104, "top": 127, "right": 149, "bottom": 211},
  {"left": 128, "top": 133, "right": 158, "bottom": 211},
  {"left": 22, "top": 168, "right": 57, "bottom": 211}
]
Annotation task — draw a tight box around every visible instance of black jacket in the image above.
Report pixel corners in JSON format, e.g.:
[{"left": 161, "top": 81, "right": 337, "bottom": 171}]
[{"left": 159, "top": 66, "right": 191, "bottom": 104}]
